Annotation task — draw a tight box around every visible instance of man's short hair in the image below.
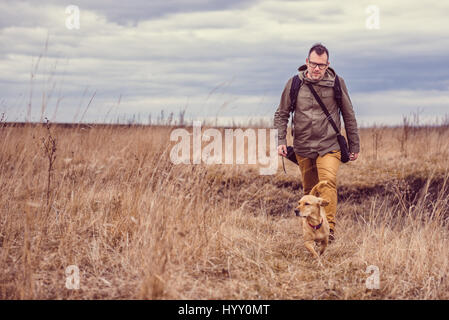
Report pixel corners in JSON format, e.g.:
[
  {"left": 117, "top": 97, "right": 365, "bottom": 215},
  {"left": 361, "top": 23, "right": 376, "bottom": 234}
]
[{"left": 308, "top": 43, "right": 329, "bottom": 61}]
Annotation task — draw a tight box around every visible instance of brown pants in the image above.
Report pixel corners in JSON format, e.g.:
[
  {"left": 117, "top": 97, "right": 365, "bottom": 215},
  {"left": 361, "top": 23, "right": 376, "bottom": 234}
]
[{"left": 295, "top": 151, "right": 341, "bottom": 231}]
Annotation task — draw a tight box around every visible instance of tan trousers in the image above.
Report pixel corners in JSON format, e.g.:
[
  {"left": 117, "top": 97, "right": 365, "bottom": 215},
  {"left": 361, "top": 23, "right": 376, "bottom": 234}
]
[{"left": 295, "top": 151, "right": 341, "bottom": 231}]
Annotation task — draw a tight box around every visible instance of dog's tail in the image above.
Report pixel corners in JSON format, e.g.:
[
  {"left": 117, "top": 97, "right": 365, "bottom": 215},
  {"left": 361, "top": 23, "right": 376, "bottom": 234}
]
[{"left": 310, "top": 181, "right": 328, "bottom": 197}]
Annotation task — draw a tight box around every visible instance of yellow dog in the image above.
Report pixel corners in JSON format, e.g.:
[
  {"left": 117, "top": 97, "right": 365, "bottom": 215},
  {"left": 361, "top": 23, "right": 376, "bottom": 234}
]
[{"left": 294, "top": 181, "right": 330, "bottom": 262}]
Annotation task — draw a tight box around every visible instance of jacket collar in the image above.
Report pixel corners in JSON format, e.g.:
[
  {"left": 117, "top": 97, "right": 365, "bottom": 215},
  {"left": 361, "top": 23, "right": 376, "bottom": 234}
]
[{"left": 298, "top": 64, "right": 336, "bottom": 88}]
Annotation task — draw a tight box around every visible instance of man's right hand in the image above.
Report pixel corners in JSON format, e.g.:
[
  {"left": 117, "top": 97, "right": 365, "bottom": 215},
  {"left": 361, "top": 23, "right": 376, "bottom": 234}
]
[{"left": 277, "top": 145, "right": 288, "bottom": 157}]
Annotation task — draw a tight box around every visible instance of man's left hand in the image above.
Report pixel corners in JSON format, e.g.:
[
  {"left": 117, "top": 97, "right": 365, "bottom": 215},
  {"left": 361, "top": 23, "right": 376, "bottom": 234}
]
[{"left": 349, "top": 152, "right": 358, "bottom": 161}]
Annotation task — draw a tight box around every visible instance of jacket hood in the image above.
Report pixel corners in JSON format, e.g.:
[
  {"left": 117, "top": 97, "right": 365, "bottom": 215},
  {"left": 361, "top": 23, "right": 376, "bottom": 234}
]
[{"left": 298, "top": 64, "right": 336, "bottom": 87}]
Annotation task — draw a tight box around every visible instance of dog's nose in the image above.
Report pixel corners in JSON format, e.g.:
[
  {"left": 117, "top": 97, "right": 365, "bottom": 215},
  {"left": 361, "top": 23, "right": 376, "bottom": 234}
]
[{"left": 294, "top": 209, "right": 300, "bottom": 216}]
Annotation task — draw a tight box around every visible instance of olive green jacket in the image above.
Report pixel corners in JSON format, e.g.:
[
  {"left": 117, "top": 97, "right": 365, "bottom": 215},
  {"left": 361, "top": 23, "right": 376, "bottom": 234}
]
[{"left": 273, "top": 65, "right": 360, "bottom": 158}]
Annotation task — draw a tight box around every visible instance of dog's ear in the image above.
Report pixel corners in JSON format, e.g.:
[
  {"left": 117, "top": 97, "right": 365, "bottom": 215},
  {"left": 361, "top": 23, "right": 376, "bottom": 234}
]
[{"left": 318, "top": 198, "right": 330, "bottom": 207}]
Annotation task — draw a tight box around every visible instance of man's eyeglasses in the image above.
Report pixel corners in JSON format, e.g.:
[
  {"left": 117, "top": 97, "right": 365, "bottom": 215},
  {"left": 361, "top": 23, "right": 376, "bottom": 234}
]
[{"left": 308, "top": 61, "right": 328, "bottom": 70}]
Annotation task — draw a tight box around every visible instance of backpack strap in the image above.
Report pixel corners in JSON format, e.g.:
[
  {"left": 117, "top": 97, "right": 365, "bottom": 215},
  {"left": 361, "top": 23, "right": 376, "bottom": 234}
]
[
  {"left": 288, "top": 75, "right": 301, "bottom": 139},
  {"left": 289, "top": 75, "right": 302, "bottom": 113},
  {"left": 333, "top": 75, "right": 343, "bottom": 115}
]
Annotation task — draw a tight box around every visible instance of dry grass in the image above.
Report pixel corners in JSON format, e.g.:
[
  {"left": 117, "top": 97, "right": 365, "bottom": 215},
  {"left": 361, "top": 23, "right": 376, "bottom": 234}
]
[{"left": 0, "top": 122, "right": 449, "bottom": 299}]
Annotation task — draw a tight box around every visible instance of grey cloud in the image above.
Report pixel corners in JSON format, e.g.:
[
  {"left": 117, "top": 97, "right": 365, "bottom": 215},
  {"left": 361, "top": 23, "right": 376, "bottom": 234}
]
[
  {"left": 0, "top": 0, "right": 259, "bottom": 28},
  {"left": 86, "top": 0, "right": 259, "bottom": 25},
  {"left": 334, "top": 54, "right": 449, "bottom": 93},
  {"left": 1, "top": 0, "right": 449, "bottom": 125}
]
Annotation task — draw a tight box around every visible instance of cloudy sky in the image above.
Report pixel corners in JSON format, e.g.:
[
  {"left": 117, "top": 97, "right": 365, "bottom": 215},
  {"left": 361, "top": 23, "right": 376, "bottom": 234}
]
[{"left": 1, "top": 0, "right": 448, "bottom": 126}]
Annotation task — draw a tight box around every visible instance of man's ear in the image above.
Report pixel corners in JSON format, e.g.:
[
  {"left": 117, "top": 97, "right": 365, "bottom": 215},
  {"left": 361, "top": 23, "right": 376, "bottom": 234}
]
[
  {"left": 319, "top": 198, "right": 330, "bottom": 207},
  {"left": 306, "top": 58, "right": 309, "bottom": 64}
]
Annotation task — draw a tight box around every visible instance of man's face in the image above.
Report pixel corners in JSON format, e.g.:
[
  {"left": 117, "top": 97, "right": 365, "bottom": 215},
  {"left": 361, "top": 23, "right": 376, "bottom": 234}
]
[{"left": 306, "top": 51, "right": 329, "bottom": 81}]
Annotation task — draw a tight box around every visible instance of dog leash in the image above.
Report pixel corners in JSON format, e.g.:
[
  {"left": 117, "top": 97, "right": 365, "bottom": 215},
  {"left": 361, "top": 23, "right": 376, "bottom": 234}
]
[
  {"left": 282, "top": 156, "right": 286, "bottom": 174},
  {"left": 281, "top": 146, "right": 299, "bottom": 174}
]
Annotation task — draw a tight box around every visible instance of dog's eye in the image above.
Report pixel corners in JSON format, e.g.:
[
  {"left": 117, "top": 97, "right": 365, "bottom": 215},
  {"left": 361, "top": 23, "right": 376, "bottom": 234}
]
[{"left": 305, "top": 203, "right": 310, "bottom": 206}]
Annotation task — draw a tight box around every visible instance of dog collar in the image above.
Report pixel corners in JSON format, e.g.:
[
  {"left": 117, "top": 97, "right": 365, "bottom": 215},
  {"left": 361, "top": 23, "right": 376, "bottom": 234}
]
[{"left": 308, "top": 219, "right": 323, "bottom": 230}]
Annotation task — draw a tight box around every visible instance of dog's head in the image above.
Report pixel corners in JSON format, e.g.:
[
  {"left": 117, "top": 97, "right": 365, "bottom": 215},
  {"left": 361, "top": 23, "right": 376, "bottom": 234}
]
[{"left": 294, "top": 194, "right": 329, "bottom": 217}]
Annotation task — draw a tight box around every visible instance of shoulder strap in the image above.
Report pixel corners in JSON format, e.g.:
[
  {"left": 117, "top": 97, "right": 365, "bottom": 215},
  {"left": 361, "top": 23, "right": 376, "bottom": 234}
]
[
  {"left": 306, "top": 83, "right": 340, "bottom": 135},
  {"left": 289, "top": 75, "right": 302, "bottom": 113}
]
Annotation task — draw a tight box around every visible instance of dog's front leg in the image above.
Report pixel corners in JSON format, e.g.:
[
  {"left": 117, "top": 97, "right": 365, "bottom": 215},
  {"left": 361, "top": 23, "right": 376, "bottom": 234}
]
[
  {"left": 319, "top": 239, "right": 328, "bottom": 255},
  {"left": 304, "top": 240, "right": 320, "bottom": 260}
]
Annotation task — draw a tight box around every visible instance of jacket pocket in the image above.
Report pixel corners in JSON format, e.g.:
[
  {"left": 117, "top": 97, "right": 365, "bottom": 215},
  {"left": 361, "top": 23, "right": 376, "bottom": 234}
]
[
  {"left": 298, "top": 88, "right": 311, "bottom": 98},
  {"left": 320, "top": 87, "right": 334, "bottom": 98}
]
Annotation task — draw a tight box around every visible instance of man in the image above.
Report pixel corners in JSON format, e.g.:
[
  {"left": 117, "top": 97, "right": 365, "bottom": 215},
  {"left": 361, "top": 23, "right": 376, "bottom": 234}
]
[{"left": 273, "top": 43, "right": 360, "bottom": 242}]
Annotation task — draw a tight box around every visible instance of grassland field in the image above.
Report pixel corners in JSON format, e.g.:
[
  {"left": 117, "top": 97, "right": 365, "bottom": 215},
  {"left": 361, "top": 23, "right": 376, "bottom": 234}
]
[{"left": 0, "top": 122, "right": 448, "bottom": 299}]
